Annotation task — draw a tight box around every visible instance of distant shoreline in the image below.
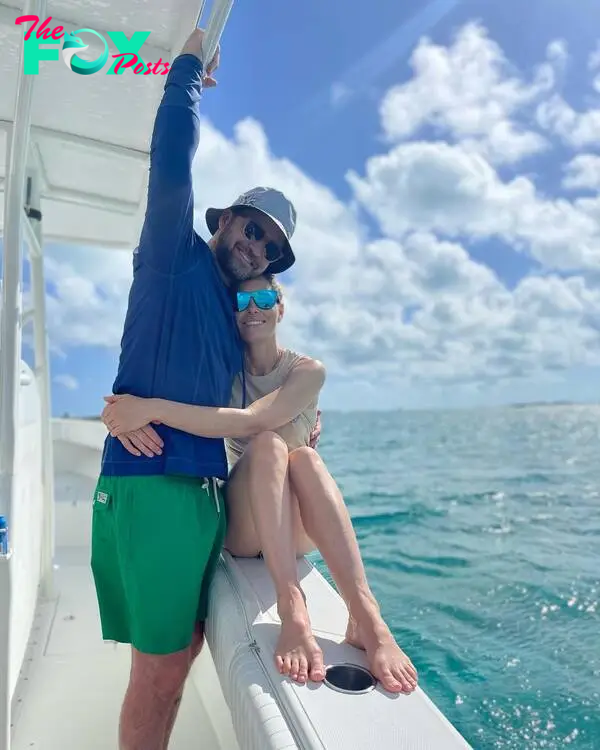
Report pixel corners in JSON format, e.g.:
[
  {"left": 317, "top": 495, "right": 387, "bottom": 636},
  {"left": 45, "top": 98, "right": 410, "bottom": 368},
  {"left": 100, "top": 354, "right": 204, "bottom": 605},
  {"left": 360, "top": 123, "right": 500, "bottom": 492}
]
[
  {"left": 506, "top": 401, "right": 596, "bottom": 408},
  {"left": 56, "top": 400, "right": 598, "bottom": 420}
]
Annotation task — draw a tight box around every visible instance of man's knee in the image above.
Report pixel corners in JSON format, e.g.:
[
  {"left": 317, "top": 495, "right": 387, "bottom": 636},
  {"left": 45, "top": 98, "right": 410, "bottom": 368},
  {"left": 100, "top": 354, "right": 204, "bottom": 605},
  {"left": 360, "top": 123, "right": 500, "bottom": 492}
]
[
  {"left": 190, "top": 624, "right": 205, "bottom": 662},
  {"left": 130, "top": 648, "right": 191, "bottom": 703}
]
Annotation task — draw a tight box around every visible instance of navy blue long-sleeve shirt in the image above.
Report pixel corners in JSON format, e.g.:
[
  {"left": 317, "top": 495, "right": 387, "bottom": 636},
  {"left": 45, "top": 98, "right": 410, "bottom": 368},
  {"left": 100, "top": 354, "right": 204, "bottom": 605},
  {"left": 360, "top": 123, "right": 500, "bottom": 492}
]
[{"left": 100, "top": 53, "right": 242, "bottom": 480}]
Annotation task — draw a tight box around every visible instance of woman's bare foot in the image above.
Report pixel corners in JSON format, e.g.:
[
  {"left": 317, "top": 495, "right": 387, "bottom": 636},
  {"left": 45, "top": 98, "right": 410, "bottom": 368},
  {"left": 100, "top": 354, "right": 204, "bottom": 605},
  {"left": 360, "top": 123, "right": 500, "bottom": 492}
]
[
  {"left": 276, "top": 588, "right": 325, "bottom": 685},
  {"left": 345, "top": 615, "right": 418, "bottom": 694}
]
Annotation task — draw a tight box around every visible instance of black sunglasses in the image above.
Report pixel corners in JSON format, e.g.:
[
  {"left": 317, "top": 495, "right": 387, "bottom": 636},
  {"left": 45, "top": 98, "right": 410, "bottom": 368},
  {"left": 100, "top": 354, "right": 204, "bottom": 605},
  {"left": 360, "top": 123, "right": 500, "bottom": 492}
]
[{"left": 242, "top": 219, "right": 284, "bottom": 264}]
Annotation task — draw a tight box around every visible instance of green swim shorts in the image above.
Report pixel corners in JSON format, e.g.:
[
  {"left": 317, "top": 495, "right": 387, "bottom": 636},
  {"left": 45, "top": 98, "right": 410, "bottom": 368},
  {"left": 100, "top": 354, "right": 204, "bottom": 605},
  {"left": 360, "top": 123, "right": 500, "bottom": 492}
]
[{"left": 90, "top": 474, "right": 226, "bottom": 655}]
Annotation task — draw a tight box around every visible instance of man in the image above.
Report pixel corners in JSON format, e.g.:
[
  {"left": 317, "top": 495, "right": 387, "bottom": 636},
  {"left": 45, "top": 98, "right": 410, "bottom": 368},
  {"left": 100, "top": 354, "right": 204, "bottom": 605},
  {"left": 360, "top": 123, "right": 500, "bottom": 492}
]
[{"left": 90, "top": 28, "right": 313, "bottom": 750}]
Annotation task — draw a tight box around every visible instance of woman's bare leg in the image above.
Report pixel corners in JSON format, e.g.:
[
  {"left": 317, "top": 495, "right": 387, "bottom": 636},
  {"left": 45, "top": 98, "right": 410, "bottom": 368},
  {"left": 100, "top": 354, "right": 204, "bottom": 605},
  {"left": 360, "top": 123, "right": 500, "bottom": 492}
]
[
  {"left": 288, "top": 446, "right": 418, "bottom": 694},
  {"left": 224, "top": 431, "right": 324, "bottom": 684}
]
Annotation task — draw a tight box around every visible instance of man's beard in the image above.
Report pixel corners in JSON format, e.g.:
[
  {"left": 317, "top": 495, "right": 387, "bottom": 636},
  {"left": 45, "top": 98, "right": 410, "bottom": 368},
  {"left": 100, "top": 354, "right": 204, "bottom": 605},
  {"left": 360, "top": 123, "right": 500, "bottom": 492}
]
[{"left": 215, "top": 238, "right": 255, "bottom": 282}]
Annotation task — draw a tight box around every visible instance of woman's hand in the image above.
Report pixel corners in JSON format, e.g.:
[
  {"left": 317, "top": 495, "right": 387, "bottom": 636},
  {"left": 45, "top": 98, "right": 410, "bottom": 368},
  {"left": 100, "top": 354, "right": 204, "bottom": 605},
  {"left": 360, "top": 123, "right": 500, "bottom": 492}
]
[
  {"left": 309, "top": 410, "right": 322, "bottom": 448},
  {"left": 117, "top": 426, "right": 163, "bottom": 457},
  {"left": 102, "top": 394, "right": 156, "bottom": 437}
]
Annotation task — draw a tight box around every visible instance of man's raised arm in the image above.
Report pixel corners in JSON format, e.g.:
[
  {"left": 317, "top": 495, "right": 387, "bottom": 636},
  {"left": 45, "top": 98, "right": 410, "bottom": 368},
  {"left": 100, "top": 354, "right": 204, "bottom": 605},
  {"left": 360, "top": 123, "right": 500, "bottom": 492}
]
[{"left": 136, "top": 29, "right": 219, "bottom": 274}]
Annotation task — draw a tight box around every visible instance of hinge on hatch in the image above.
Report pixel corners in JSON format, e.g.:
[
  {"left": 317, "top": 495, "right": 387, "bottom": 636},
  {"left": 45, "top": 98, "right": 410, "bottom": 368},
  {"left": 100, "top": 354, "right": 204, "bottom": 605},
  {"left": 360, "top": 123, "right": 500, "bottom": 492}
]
[
  {"left": 25, "top": 176, "right": 42, "bottom": 221},
  {"left": 25, "top": 206, "right": 42, "bottom": 221}
]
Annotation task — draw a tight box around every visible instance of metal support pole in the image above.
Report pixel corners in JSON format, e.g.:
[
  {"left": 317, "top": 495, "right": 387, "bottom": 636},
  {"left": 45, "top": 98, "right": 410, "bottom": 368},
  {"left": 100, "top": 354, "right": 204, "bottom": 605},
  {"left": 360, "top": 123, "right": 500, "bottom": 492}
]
[
  {"left": 0, "top": 123, "right": 27, "bottom": 530},
  {"left": 0, "top": 0, "right": 42, "bottom": 519},
  {"left": 195, "top": 0, "right": 209, "bottom": 26},
  {"left": 26, "top": 168, "right": 55, "bottom": 598},
  {"left": 0, "top": 2, "right": 44, "bottom": 747},
  {"left": 0, "top": 126, "right": 13, "bottom": 750},
  {"left": 0, "top": 550, "right": 11, "bottom": 750},
  {"left": 199, "top": 0, "right": 234, "bottom": 71}
]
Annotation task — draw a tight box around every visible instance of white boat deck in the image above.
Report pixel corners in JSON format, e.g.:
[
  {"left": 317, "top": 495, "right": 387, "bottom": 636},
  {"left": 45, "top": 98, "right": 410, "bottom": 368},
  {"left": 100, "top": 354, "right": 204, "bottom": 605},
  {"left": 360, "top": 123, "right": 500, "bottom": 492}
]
[
  {"left": 11, "top": 462, "right": 472, "bottom": 750},
  {"left": 6, "top": 417, "right": 474, "bottom": 750},
  {"left": 11, "top": 472, "right": 227, "bottom": 750}
]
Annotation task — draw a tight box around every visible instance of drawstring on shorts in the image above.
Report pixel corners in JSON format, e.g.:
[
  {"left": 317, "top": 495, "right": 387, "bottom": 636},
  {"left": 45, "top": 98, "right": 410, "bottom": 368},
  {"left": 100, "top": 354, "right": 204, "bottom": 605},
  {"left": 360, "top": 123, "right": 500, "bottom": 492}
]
[{"left": 201, "top": 476, "right": 221, "bottom": 515}]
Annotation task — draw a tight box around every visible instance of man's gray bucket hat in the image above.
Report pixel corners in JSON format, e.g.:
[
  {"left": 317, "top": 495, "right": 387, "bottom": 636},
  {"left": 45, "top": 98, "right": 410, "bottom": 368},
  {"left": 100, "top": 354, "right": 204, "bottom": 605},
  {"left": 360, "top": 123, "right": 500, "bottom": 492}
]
[{"left": 206, "top": 186, "right": 297, "bottom": 274}]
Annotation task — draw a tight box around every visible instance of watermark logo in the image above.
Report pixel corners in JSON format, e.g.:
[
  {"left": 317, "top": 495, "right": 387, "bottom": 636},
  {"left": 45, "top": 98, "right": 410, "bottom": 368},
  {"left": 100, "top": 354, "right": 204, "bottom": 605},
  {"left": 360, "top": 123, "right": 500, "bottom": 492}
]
[
  {"left": 15, "top": 15, "right": 171, "bottom": 76},
  {"left": 61, "top": 30, "right": 108, "bottom": 75}
]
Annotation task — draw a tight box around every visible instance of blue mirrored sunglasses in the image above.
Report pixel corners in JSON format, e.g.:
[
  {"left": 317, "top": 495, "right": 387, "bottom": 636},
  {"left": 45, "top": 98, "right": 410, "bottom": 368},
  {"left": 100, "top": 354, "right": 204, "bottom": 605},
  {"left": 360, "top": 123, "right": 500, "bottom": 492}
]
[{"left": 236, "top": 289, "right": 278, "bottom": 312}]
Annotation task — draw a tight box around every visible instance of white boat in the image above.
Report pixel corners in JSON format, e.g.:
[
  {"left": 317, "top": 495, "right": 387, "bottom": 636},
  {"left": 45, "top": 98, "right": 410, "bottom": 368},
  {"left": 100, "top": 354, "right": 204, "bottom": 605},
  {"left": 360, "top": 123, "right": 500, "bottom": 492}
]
[{"left": 0, "top": 2, "right": 473, "bottom": 748}]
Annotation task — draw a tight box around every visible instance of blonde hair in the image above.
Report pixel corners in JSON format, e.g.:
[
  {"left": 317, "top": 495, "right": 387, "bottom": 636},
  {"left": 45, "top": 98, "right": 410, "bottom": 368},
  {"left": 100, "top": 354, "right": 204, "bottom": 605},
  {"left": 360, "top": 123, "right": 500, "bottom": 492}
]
[{"left": 262, "top": 273, "right": 284, "bottom": 301}]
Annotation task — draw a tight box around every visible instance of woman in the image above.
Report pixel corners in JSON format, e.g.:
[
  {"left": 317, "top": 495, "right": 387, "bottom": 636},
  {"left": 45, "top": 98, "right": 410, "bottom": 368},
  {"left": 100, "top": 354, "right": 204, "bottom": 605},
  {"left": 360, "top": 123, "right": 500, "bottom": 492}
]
[{"left": 102, "top": 275, "right": 418, "bottom": 694}]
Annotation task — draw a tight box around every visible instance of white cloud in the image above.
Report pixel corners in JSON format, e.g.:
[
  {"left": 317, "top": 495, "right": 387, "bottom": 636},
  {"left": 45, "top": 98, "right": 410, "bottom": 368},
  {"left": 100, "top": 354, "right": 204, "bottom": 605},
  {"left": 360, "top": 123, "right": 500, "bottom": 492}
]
[
  {"left": 588, "top": 42, "right": 600, "bottom": 92},
  {"left": 347, "top": 140, "right": 600, "bottom": 271},
  {"left": 53, "top": 374, "right": 79, "bottom": 390},
  {"left": 563, "top": 154, "right": 600, "bottom": 191},
  {"left": 44, "top": 246, "right": 132, "bottom": 351},
  {"left": 537, "top": 94, "right": 600, "bottom": 149},
  {"left": 589, "top": 42, "right": 600, "bottom": 71},
  {"left": 42, "top": 22, "right": 600, "bottom": 402},
  {"left": 379, "top": 23, "right": 562, "bottom": 165}
]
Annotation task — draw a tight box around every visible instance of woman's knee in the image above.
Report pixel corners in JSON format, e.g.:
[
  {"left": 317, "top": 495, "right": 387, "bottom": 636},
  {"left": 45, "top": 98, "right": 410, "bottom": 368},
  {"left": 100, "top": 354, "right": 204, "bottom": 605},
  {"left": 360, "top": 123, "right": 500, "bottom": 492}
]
[
  {"left": 289, "top": 445, "right": 322, "bottom": 473},
  {"left": 246, "top": 430, "right": 288, "bottom": 462}
]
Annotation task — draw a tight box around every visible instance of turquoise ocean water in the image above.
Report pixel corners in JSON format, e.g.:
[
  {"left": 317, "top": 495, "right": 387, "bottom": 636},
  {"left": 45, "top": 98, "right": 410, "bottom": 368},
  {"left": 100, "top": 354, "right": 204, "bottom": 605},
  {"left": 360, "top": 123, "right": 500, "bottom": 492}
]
[{"left": 312, "top": 405, "right": 599, "bottom": 750}]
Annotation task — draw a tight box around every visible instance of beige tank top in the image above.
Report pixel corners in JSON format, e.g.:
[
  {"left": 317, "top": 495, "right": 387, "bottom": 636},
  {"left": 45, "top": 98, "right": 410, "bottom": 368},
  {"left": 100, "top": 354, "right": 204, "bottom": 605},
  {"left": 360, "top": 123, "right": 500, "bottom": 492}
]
[{"left": 225, "top": 348, "right": 319, "bottom": 468}]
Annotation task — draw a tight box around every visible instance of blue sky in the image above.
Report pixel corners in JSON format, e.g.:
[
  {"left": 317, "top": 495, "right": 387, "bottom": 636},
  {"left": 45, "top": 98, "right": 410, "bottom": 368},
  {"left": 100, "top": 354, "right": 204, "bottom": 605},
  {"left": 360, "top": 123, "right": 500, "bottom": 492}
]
[{"left": 4, "top": 0, "right": 600, "bottom": 414}]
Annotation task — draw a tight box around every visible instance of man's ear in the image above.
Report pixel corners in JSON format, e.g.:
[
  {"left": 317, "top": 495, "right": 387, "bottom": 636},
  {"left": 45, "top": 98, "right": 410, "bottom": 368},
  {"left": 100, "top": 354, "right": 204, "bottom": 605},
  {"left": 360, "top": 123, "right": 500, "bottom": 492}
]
[{"left": 218, "top": 209, "right": 234, "bottom": 231}]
